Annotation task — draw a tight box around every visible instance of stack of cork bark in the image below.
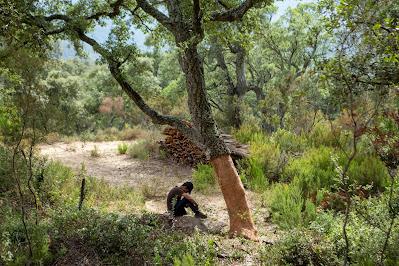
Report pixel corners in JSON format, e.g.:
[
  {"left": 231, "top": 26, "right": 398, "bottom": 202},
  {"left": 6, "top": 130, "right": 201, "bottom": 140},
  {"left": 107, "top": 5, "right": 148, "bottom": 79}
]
[{"left": 159, "top": 127, "right": 249, "bottom": 167}]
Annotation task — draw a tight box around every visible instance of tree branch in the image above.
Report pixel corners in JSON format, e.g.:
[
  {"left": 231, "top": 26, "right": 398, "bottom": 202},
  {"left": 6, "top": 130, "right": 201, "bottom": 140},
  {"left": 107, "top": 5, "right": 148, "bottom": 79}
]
[
  {"left": 136, "top": 0, "right": 175, "bottom": 31},
  {"left": 74, "top": 28, "right": 200, "bottom": 142},
  {"left": 192, "top": 0, "right": 203, "bottom": 36},
  {"left": 86, "top": 0, "right": 125, "bottom": 20},
  {"left": 213, "top": 43, "right": 235, "bottom": 94},
  {"left": 210, "top": 0, "right": 258, "bottom": 22}
]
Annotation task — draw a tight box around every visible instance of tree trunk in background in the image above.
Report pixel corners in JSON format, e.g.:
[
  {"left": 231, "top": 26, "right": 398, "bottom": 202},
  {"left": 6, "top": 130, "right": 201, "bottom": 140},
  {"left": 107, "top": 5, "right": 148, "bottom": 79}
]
[
  {"left": 228, "top": 96, "right": 242, "bottom": 130},
  {"left": 179, "top": 45, "right": 258, "bottom": 240}
]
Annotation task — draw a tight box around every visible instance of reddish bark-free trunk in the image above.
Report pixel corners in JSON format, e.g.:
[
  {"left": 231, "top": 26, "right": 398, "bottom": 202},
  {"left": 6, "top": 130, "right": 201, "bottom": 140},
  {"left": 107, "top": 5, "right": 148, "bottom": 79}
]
[{"left": 211, "top": 155, "right": 258, "bottom": 239}]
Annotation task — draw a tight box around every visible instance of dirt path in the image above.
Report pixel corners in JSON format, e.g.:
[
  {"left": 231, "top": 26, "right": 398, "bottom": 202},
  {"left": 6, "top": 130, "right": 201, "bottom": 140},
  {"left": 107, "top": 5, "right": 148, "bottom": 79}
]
[{"left": 40, "top": 141, "right": 279, "bottom": 262}]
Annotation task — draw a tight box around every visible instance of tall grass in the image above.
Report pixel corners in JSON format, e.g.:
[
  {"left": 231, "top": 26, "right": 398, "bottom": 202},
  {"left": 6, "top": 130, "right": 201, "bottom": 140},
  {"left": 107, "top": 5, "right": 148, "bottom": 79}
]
[
  {"left": 117, "top": 143, "right": 128, "bottom": 154},
  {"left": 41, "top": 161, "right": 144, "bottom": 212}
]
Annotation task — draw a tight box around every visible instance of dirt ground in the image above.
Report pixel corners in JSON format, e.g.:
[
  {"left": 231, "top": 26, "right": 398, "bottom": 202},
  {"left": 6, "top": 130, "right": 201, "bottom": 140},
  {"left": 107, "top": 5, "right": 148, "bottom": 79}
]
[{"left": 40, "top": 141, "right": 279, "bottom": 264}]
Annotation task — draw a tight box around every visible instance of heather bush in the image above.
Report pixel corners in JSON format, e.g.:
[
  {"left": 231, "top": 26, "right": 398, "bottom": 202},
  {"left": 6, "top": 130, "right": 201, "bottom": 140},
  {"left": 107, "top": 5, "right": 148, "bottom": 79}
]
[
  {"left": 271, "top": 129, "right": 307, "bottom": 154},
  {"left": 283, "top": 146, "right": 337, "bottom": 199},
  {"left": 248, "top": 134, "right": 282, "bottom": 181},
  {"left": 265, "top": 183, "right": 317, "bottom": 229},
  {"left": 260, "top": 229, "right": 340, "bottom": 265},
  {"left": 239, "top": 158, "right": 268, "bottom": 191},
  {"left": 192, "top": 164, "right": 216, "bottom": 192}
]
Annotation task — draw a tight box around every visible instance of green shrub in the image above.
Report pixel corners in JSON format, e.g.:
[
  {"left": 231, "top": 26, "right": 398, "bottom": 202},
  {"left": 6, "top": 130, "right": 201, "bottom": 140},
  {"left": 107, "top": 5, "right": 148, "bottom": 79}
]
[
  {"left": 40, "top": 161, "right": 79, "bottom": 207},
  {"left": 260, "top": 229, "right": 340, "bottom": 265},
  {"left": 248, "top": 134, "right": 282, "bottom": 181},
  {"left": 233, "top": 123, "right": 262, "bottom": 144},
  {"left": 82, "top": 126, "right": 156, "bottom": 142},
  {"left": 271, "top": 129, "right": 307, "bottom": 154},
  {"left": 239, "top": 158, "right": 268, "bottom": 192},
  {"left": 40, "top": 161, "right": 144, "bottom": 212},
  {"left": 49, "top": 209, "right": 217, "bottom": 265},
  {"left": 348, "top": 155, "right": 389, "bottom": 193},
  {"left": 117, "top": 143, "right": 128, "bottom": 154},
  {"left": 0, "top": 146, "right": 14, "bottom": 193},
  {"left": 0, "top": 213, "right": 52, "bottom": 265},
  {"left": 283, "top": 146, "right": 337, "bottom": 200},
  {"left": 284, "top": 146, "right": 390, "bottom": 198},
  {"left": 174, "top": 254, "right": 195, "bottom": 266},
  {"left": 306, "top": 123, "right": 342, "bottom": 148},
  {"left": 127, "top": 133, "right": 159, "bottom": 160},
  {"left": 192, "top": 164, "right": 216, "bottom": 192},
  {"left": 265, "top": 183, "right": 316, "bottom": 229},
  {"left": 85, "top": 178, "right": 144, "bottom": 212},
  {"left": 45, "top": 132, "right": 61, "bottom": 144},
  {"left": 310, "top": 195, "right": 399, "bottom": 265},
  {"left": 98, "top": 127, "right": 120, "bottom": 141}
]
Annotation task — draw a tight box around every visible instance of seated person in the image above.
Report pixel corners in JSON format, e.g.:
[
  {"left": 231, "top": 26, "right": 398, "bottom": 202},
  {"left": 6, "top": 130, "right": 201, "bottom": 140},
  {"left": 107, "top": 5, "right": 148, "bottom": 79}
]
[{"left": 166, "top": 181, "right": 207, "bottom": 219}]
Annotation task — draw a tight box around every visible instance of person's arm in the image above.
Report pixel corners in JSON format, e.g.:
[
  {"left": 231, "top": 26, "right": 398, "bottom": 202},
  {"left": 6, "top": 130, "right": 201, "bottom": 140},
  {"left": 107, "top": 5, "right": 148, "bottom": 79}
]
[{"left": 182, "top": 192, "right": 198, "bottom": 206}]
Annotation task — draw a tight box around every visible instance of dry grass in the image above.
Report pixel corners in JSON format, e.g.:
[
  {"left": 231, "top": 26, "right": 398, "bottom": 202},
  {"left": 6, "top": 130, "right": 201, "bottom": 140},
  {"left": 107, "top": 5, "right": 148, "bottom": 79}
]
[{"left": 90, "top": 145, "right": 101, "bottom": 157}]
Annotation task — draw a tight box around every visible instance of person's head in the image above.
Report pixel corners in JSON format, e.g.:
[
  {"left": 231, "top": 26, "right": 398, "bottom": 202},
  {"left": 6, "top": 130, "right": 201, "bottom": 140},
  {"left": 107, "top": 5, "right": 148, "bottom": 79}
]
[{"left": 181, "top": 181, "right": 193, "bottom": 194}]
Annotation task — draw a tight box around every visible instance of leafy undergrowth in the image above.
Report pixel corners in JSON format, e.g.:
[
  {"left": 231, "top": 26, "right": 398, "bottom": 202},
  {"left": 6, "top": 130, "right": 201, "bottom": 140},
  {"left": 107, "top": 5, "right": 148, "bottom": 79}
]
[{"left": 0, "top": 151, "right": 273, "bottom": 266}]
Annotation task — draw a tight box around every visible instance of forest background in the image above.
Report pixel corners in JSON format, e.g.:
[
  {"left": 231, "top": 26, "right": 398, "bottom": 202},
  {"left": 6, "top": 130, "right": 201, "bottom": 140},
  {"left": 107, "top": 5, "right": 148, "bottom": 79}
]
[{"left": 0, "top": 0, "right": 398, "bottom": 265}]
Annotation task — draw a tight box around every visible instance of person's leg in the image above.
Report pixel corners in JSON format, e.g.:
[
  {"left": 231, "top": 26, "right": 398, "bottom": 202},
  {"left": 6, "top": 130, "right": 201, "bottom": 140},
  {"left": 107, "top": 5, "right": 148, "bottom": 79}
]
[
  {"left": 173, "top": 199, "right": 187, "bottom": 216},
  {"left": 185, "top": 199, "right": 207, "bottom": 218},
  {"left": 174, "top": 198, "right": 207, "bottom": 218},
  {"left": 183, "top": 198, "right": 200, "bottom": 213}
]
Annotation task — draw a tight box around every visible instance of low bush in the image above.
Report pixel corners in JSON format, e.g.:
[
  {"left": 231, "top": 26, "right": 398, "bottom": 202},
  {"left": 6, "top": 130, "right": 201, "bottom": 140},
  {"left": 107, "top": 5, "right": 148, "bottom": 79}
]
[
  {"left": 310, "top": 195, "right": 399, "bottom": 265},
  {"left": 284, "top": 146, "right": 390, "bottom": 200},
  {"left": 128, "top": 140, "right": 154, "bottom": 160},
  {"left": 348, "top": 155, "right": 389, "bottom": 193},
  {"left": 0, "top": 146, "right": 14, "bottom": 193},
  {"left": 260, "top": 229, "right": 340, "bottom": 265},
  {"left": 40, "top": 161, "right": 144, "bottom": 212},
  {"left": 271, "top": 129, "right": 307, "bottom": 154},
  {"left": 0, "top": 207, "right": 217, "bottom": 265},
  {"left": 306, "top": 123, "right": 343, "bottom": 148},
  {"left": 283, "top": 146, "right": 337, "bottom": 200},
  {"left": 119, "top": 126, "right": 148, "bottom": 140},
  {"left": 192, "top": 164, "right": 216, "bottom": 192},
  {"left": 48, "top": 209, "right": 217, "bottom": 265},
  {"left": 248, "top": 134, "right": 282, "bottom": 182},
  {"left": 73, "top": 126, "right": 155, "bottom": 142},
  {"left": 45, "top": 132, "right": 61, "bottom": 144},
  {"left": 127, "top": 131, "right": 160, "bottom": 160},
  {"left": 90, "top": 145, "right": 100, "bottom": 157},
  {"left": 233, "top": 123, "right": 262, "bottom": 144},
  {"left": 0, "top": 213, "right": 52, "bottom": 265},
  {"left": 239, "top": 158, "right": 268, "bottom": 192},
  {"left": 117, "top": 142, "right": 128, "bottom": 154},
  {"left": 265, "top": 183, "right": 317, "bottom": 229},
  {"left": 95, "top": 127, "right": 120, "bottom": 141}
]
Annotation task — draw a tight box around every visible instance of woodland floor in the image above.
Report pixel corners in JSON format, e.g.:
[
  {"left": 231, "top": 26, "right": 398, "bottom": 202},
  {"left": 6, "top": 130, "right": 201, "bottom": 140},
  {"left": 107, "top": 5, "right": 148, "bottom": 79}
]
[{"left": 40, "top": 141, "right": 279, "bottom": 265}]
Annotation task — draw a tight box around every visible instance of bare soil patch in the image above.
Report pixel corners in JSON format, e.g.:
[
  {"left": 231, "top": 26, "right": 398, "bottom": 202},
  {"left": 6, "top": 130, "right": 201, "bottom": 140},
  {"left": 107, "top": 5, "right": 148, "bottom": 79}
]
[{"left": 40, "top": 141, "right": 192, "bottom": 187}]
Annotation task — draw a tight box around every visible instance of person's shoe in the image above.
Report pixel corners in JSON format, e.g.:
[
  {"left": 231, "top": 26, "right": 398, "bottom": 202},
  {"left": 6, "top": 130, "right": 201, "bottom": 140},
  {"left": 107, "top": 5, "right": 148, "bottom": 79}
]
[{"left": 195, "top": 211, "right": 207, "bottom": 219}]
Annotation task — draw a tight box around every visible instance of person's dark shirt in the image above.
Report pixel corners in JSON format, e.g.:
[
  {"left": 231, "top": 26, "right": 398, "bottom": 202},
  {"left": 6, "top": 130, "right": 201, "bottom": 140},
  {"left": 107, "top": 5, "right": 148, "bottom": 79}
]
[{"left": 167, "top": 186, "right": 183, "bottom": 211}]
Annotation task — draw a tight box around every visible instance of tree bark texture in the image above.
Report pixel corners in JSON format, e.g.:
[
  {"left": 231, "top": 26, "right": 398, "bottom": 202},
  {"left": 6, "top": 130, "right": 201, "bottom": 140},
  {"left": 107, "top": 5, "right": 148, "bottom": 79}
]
[
  {"left": 179, "top": 46, "right": 258, "bottom": 240},
  {"left": 179, "top": 46, "right": 229, "bottom": 158}
]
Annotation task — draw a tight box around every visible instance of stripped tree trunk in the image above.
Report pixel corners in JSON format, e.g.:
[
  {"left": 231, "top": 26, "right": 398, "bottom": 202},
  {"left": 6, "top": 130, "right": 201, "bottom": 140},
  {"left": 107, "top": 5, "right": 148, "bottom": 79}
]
[
  {"left": 211, "top": 155, "right": 257, "bottom": 238},
  {"left": 180, "top": 46, "right": 258, "bottom": 240}
]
